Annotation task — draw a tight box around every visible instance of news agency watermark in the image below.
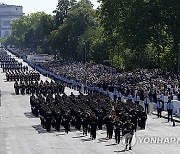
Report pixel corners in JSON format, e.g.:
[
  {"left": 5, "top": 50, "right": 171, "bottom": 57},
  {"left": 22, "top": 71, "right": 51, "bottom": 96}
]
[
  {"left": 121, "top": 133, "right": 180, "bottom": 147},
  {"left": 138, "top": 136, "right": 180, "bottom": 144}
]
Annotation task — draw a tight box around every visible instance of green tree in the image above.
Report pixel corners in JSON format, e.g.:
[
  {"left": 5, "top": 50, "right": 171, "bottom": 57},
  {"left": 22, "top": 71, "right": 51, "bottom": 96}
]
[
  {"left": 5, "top": 12, "right": 55, "bottom": 52},
  {"left": 51, "top": 0, "right": 96, "bottom": 60},
  {"left": 99, "top": 0, "right": 180, "bottom": 71},
  {"left": 77, "top": 26, "right": 109, "bottom": 64},
  {"left": 53, "top": 0, "right": 77, "bottom": 27}
]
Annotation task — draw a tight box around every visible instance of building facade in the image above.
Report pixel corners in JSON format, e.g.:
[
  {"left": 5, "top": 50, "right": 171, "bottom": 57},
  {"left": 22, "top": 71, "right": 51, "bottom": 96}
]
[{"left": 0, "top": 4, "right": 24, "bottom": 39}]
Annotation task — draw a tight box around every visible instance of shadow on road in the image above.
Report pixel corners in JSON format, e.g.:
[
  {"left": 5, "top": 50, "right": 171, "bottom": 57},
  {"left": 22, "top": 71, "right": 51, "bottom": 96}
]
[
  {"left": 105, "top": 143, "right": 117, "bottom": 146},
  {"left": 97, "top": 137, "right": 109, "bottom": 143},
  {"left": 10, "top": 93, "right": 17, "bottom": 95},
  {"left": 81, "top": 138, "right": 92, "bottom": 142},
  {"left": 72, "top": 135, "right": 85, "bottom": 138},
  {"left": 114, "top": 149, "right": 129, "bottom": 153},
  {"left": 24, "top": 112, "right": 36, "bottom": 118},
  {"left": 56, "top": 133, "right": 66, "bottom": 136},
  {"left": 32, "top": 124, "right": 47, "bottom": 134}
]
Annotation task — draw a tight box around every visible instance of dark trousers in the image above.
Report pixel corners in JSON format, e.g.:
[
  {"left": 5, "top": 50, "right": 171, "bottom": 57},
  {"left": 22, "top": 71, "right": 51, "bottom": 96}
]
[
  {"left": 135, "top": 101, "right": 139, "bottom": 104},
  {"left": 83, "top": 125, "right": 88, "bottom": 136},
  {"left": 144, "top": 104, "right": 149, "bottom": 114},
  {"left": 115, "top": 130, "right": 120, "bottom": 144},
  {"left": 125, "top": 135, "right": 133, "bottom": 149},
  {"left": 114, "top": 95, "right": 117, "bottom": 102},
  {"left": 157, "top": 108, "right": 162, "bottom": 118},
  {"left": 167, "top": 109, "right": 173, "bottom": 122}
]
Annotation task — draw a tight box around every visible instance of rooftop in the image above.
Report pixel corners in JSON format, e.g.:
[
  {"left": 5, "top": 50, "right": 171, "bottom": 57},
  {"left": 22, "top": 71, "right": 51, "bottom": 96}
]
[{"left": 0, "top": 3, "right": 22, "bottom": 7}]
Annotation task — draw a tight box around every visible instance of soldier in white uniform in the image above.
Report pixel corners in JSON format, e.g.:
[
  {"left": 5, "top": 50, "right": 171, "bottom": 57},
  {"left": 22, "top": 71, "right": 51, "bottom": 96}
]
[
  {"left": 156, "top": 98, "right": 163, "bottom": 118},
  {"left": 144, "top": 96, "right": 150, "bottom": 114},
  {"left": 167, "top": 98, "right": 174, "bottom": 122},
  {"left": 134, "top": 93, "right": 140, "bottom": 104}
]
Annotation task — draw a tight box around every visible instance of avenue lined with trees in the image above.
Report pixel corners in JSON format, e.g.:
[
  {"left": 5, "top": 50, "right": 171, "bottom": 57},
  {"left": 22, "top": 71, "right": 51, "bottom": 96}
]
[{"left": 2, "top": 0, "right": 180, "bottom": 71}]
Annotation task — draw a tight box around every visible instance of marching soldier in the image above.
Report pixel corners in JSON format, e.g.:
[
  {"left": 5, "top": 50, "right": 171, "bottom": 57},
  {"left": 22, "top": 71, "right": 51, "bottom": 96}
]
[
  {"left": 63, "top": 113, "right": 71, "bottom": 134},
  {"left": 82, "top": 113, "right": 89, "bottom": 136},
  {"left": 45, "top": 110, "right": 52, "bottom": 132},
  {"left": 130, "top": 110, "right": 138, "bottom": 132},
  {"left": 90, "top": 115, "right": 97, "bottom": 140},
  {"left": 20, "top": 82, "right": 26, "bottom": 95},
  {"left": 114, "top": 119, "right": 121, "bottom": 144},
  {"left": 14, "top": 81, "right": 19, "bottom": 95},
  {"left": 139, "top": 111, "right": 147, "bottom": 129},
  {"left": 54, "top": 112, "right": 62, "bottom": 131},
  {"left": 30, "top": 94, "right": 36, "bottom": 115}
]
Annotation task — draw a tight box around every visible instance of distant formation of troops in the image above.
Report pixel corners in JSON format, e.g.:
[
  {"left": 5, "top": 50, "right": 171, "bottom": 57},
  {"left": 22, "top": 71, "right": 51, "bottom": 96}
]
[
  {"left": 6, "top": 70, "right": 40, "bottom": 82},
  {"left": 14, "top": 80, "right": 65, "bottom": 95},
  {"left": 0, "top": 52, "right": 26, "bottom": 72}
]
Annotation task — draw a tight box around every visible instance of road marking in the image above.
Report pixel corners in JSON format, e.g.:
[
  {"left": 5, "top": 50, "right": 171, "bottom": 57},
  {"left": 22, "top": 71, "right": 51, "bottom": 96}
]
[
  {"left": 5, "top": 138, "right": 12, "bottom": 153},
  {"left": 6, "top": 146, "right": 12, "bottom": 150},
  {"left": 5, "top": 142, "right": 11, "bottom": 146},
  {"left": 7, "top": 151, "right": 13, "bottom": 154}
]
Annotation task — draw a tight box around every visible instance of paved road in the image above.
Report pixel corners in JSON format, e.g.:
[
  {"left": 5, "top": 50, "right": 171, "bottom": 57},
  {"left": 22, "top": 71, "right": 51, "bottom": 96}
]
[{"left": 0, "top": 51, "right": 180, "bottom": 154}]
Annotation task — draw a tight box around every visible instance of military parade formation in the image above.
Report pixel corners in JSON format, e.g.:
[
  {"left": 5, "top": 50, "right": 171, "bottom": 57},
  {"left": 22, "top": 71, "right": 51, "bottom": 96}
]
[
  {"left": 1, "top": 47, "right": 179, "bottom": 151},
  {"left": 29, "top": 91, "right": 146, "bottom": 150},
  {"left": 0, "top": 48, "right": 146, "bottom": 150}
]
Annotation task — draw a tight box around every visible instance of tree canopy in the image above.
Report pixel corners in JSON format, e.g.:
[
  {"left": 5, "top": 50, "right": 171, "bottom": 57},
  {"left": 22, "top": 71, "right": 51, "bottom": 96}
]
[{"left": 2, "top": 0, "right": 180, "bottom": 71}]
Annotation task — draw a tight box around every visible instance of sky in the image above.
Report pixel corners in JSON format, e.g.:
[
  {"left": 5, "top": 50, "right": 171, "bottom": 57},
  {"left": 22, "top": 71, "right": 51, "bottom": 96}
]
[{"left": 0, "top": 0, "right": 100, "bottom": 15}]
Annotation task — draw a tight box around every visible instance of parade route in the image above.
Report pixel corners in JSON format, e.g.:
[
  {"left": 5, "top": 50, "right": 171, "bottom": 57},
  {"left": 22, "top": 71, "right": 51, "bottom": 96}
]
[{"left": 0, "top": 53, "right": 180, "bottom": 154}]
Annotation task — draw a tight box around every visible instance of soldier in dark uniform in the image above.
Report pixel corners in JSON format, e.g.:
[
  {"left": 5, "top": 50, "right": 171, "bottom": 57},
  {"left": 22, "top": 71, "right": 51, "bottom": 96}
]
[
  {"left": 139, "top": 111, "right": 147, "bottom": 129},
  {"left": 20, "top": 82, "right": 25, "bottom": 95},
  {"left": 14, "top": 81, "right": 19, "bottom": 95},
  {"left": 6, "top": 72, "right": 9, "bottom": 81},
  {"left": 104, "top": 115, "right": 114, "bottom": 139},
  {"left": 30, "top": 94, "right": 36, "bottom": 115},
  {"left": 82, "top": 113, "right": 89, "bottom": 136},
  {"left": 108, "top": 117, "right": 114, "bottom": 139},
  {"left": 25, "top": 81, "right": 30, "bottom": 94},
  {"left": 54, "top": 111, "right": 62, "bottom": 131},
  {"left": 114, "top": 119, "right": 121, "bottom": 144},
  {"left": 104, "top": 114, "right": 111, "bottom": 138},
  {"left": 130, "top": 110, "right": 138, "bottom": 132},
  {"left": 34, "top": 81, "right": 39, "bottom": 95},
  {"left": 45, "top": 110, "right": 52, "bottom": 132},
  {"left": 97, "top": 109, "right": 103, "bottom": 130},
  {"left": 90, "top": 115, "right": 97, "bottom": 140},
  {"left": 63, "top": 113, "right": 71, "bottom": 134},
  {"left": 75, "top": 111, "right": 82, "bottom": 130}
]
